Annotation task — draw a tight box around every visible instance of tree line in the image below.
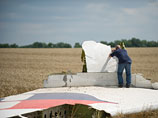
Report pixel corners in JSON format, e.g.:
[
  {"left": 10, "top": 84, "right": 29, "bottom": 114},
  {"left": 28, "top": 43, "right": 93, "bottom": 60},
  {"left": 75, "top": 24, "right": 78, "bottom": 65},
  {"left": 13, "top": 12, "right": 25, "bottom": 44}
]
[
  {"left": 0, "top": 38, "right": 158, "bottom": 48},
  {"left": 100, "top": 38, "right": 158, "bottom": 47},
  {"left": 0, "top": 42, "right": 72, "bottom": 48}
]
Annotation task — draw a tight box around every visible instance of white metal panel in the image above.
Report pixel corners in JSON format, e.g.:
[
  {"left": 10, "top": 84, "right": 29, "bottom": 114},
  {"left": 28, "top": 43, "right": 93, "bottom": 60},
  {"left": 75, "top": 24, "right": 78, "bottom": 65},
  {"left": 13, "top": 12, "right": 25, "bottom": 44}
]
[
  {"left": 82, "top": 41, "right": 118, "bottom": 72},
  {"left": 1, "top": 87, "right": 158, "bottom": 117}
]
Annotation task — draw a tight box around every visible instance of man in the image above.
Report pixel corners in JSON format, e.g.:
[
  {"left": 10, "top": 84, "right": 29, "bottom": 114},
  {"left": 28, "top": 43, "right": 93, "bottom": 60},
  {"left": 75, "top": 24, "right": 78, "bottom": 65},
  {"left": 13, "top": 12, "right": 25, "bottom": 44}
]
[{"left": 109, "top": 45, "right": 132, "bottom": 88}]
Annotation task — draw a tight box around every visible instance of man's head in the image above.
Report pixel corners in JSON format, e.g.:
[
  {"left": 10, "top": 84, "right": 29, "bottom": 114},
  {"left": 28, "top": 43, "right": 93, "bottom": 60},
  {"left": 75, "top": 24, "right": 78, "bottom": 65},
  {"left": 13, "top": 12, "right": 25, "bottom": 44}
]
[{"left": 115, "top": 45, "right": 120, "bottom": 50}]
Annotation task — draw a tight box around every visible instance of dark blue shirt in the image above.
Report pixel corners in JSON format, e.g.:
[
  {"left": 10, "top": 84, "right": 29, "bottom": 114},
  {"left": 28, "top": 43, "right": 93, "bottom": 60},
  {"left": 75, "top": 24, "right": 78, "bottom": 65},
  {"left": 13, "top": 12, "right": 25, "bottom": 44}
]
[{"left": 110, "top": 49, "right": 132, "bottom": 64}]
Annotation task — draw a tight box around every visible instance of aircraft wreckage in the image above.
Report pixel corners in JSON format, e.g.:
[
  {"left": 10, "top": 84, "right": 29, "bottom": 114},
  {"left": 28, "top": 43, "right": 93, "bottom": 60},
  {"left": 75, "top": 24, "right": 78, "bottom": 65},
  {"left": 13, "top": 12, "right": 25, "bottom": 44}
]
[{"left": 0, "top": 41, "right": 158, "bottom": 118}]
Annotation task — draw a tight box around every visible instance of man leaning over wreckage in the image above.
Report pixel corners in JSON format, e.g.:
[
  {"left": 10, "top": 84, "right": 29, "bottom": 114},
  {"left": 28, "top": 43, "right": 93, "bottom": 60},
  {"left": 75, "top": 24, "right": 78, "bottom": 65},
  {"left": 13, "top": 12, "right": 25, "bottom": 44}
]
[{"left": 109, "top": 42, "right": 132, "bottom": 88}]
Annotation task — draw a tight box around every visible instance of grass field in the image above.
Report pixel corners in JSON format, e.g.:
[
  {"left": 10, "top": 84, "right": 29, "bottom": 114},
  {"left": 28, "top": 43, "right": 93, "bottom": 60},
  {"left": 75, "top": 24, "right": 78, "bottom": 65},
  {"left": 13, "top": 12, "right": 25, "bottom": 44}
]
[{"left": 0, "top": 48, "right": 158, "bottom": 98}]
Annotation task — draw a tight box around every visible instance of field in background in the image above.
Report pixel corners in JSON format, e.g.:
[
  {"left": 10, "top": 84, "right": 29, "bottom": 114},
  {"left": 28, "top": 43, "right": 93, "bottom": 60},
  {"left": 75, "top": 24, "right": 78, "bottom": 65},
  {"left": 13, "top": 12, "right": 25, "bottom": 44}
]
[
  {"left": 0, "top": 48, "right": 158, "bottom": 98},
  {"left": 127, "top": 48, "right": 158, "bottom": 82}
]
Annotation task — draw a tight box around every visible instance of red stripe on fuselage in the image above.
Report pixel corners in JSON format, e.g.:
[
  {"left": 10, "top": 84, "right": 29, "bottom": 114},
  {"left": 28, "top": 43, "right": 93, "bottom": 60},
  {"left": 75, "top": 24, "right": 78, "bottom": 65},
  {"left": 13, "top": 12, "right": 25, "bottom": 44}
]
[{"left": 8, "top": 99, "right": 106, "bottom": 109}]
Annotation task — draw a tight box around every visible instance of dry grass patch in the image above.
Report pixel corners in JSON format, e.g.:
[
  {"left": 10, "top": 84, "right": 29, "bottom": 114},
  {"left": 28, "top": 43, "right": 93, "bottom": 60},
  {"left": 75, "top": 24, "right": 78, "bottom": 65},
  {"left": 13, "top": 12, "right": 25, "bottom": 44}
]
[
  {"left": 127, "top": 48, "right": 158, "bottom": 82},
  {"left": 0, "top": 48, "right": 82, "bottom": 98},
  {"left": 113, "top": 109, "right": 158, "bottom": 118}
]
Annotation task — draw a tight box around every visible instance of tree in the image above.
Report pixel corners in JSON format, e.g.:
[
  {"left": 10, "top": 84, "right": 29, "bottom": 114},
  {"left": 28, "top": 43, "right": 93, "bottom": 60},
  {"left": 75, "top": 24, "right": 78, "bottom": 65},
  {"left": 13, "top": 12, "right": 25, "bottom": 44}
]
[
  {"left": 48, "top": 43, "right": 54, "bottom": 48},
  {"left": 0, "top": 44, "right": 10, "bottom": 48},
  {"left": 10, "top": 43, "right": 18, "bottom": 48},
  {"left": 108, "top": 42, "right": 115, "bottom": 47},
  {"left": 64, "top": 43, "right": 72, "bottom": 48},
  {"left": 147, "top": 41, "right": 158, "bottom": 47},
  {"left": 130, "top": 37, "right": 141, "bottom": 47},
  {"left": 74, "top": 42, "right": 81, "bottom": 48},
  {"left": 55, "top": 42, "right": 72, "bottom": 48},
  {"left": 121, "top": 39, "right": 132, "bottom": 47},
  {"left": 100, "top": 41, "right": 108, "bottom": 45},
  {"left": 141, "top": 40, "right": 147, "bottom": 47},
  {"left": 114, "top": 40, "right": 121, "bottom": 46},
  {"left": 32, "top": 42, "right": 47, "bottom": 48}
]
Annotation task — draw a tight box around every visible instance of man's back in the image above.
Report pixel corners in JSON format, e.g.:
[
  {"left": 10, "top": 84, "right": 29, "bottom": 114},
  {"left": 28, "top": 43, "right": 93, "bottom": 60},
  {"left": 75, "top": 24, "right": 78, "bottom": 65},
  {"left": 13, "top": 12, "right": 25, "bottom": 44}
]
[{"left": 110, "top": 49, "right": 132, "bottom": 64}]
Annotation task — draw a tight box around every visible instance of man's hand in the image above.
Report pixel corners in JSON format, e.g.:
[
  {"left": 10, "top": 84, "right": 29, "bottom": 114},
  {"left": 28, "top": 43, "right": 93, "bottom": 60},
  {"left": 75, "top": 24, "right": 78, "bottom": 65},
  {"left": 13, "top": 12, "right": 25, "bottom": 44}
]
[
  {"left": 112, "top": 49, "right": 115, "bottom": 52},
  {"left": 109, "top": 54, "right": 112, "bottom": 57}
]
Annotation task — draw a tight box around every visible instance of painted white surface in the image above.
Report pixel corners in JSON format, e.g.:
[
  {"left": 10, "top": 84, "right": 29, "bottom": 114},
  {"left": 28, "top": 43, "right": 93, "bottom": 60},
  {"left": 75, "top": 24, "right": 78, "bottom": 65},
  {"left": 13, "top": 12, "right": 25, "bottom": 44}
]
[
  {"left": 35, "top": 87, "right": 158, "bottom": 116},
  {"left": 44, "top": 72, "right": 118, "bottom": 88},
  {"left": 82, "top": 41, "right": 118, "bottom": 72},
  {"left": 152, "top": 82, "right": 158, "bottom": 90},
  {"left": 0, "top": 101, "right": 20, "bottom": 109},
  {"left": 1, "top": 87, "right": 158, "bottom": 117},
  {"left": 1, "top": 94, "right": 33, "bottom": 102},
  {"left": 44, "top": 72, "right": 156, "bottom": 89},
  {"left": 0, "top": 109, "right": 41, "bottom": 118}
]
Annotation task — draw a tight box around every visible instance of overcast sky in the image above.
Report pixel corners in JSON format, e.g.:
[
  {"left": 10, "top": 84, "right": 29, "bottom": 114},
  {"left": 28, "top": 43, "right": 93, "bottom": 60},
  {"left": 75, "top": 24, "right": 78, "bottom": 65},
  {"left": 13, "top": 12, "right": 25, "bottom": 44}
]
[{"left": 0, "top": 0, "right": 158, "bottom": 46}]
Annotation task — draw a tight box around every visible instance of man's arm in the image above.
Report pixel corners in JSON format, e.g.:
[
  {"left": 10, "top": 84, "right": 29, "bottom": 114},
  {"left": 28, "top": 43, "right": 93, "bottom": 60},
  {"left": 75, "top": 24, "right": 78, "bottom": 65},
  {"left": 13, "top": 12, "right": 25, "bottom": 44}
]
[{"left": 109, "top": 49, "right": 116, "bottom": 57}]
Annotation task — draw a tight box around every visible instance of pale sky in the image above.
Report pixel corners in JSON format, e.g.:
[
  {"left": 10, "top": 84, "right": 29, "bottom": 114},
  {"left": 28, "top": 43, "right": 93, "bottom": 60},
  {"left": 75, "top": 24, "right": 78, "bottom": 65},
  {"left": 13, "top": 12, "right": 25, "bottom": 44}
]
[{"left": 0, "top": 0, "right": 158, "bottom": 46}]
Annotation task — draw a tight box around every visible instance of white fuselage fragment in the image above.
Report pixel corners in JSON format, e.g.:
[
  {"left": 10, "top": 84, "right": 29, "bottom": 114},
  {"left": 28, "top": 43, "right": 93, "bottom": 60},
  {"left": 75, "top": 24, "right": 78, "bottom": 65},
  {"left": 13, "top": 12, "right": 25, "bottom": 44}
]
[
  {"left": 82, "top": 41, "right": 118, "bottom": 72},
  {"left": 1, "top": 87, "right": 158, "bottom": 117}
]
